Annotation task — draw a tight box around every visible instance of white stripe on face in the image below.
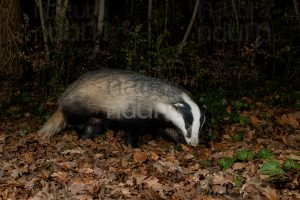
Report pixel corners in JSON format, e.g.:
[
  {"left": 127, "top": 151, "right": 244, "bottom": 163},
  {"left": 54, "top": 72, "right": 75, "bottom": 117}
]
[
  {"left": 155, "top": 103, "right": 187, "bottom": 137},
  {"left": 181, "top": 93, "right": 201, "bottom": 146}
]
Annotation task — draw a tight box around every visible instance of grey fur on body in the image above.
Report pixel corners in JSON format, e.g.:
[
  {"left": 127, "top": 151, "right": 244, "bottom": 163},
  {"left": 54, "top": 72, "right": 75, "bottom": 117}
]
[{"left": 38, "top": 69, "right": 206, "bottom": 147}]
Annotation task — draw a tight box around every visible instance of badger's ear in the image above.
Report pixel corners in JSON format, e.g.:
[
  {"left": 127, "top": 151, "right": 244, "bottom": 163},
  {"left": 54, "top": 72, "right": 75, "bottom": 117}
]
[{"left": 173, "top": 103, "right": 185, "bottom": 109}]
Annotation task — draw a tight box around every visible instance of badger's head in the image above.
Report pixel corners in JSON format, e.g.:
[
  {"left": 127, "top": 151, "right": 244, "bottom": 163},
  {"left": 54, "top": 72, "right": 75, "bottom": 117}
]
[{"left": 156, "top": 93, "right": 206, "bottom": 146}]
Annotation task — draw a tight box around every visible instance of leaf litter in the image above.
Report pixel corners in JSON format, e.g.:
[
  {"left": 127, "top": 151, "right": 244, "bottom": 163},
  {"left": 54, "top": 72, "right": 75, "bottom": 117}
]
[{"left": 0, "top": 97, "right": 299, "bottom": 199}]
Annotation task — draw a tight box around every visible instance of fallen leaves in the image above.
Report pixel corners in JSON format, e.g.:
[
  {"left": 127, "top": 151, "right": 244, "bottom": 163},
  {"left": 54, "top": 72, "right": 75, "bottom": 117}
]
[
  {"left": 278, "top": 111, "right": 300, "bottom": 129},
  {"left": 69, "top": 178, "right": 100, "bottom": 195},
  {"left": 51, "top": 171, "right": 68, "bottom": 185},
  {"left": 1, "top": 101, "right": 300, "bottom": 199},
  {"left": 133, "top": 150, "right": 147, "bottom": 163}
]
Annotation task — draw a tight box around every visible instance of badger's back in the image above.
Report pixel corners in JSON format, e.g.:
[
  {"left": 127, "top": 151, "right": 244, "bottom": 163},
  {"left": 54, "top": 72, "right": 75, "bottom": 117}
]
[{"left": 59, "top": 69, "right": 185, "bottom": 120}]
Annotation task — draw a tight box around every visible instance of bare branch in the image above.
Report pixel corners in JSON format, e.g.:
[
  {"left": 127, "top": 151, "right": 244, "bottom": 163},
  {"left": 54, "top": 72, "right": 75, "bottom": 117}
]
[
  {"left": 93, "top": 0, "right": 106, "bottom": 55},
  {"left": 148, "top": 0, "right": 153, "bottom": 46},
  {"left": 293, "top": 0, "right": 300, "bottom": 22},
  {"left": 182, "top": 0, "right": 200, "bottom": 44},
  {"left": 34, "top": 0, "right": 49, "bottom": 62}
]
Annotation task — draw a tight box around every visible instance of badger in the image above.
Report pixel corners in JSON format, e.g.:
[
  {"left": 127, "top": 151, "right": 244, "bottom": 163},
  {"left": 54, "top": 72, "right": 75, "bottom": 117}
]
[{"left": 38, "top": 69, "right": 206, "bottom": 147}]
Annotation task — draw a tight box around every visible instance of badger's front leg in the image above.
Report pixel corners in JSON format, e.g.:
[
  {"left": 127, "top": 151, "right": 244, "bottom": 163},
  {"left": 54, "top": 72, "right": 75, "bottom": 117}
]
[{"left": 124, "top": 130, "right": 139, "bottom": 148}]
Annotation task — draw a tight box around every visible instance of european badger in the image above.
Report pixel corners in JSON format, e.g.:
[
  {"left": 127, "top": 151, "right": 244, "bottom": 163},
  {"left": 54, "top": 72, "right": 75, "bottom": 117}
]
[{"left": 38, "top": 69, "right": 206, "bottom": 147}]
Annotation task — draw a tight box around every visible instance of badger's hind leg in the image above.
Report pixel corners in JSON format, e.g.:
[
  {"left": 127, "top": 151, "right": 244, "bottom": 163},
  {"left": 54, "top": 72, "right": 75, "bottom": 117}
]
[{"left": 77, "top": 117, "right": 105, "bottom": 138}]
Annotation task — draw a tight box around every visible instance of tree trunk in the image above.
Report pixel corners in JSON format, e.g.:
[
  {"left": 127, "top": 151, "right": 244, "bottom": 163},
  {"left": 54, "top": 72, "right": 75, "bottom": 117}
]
[
  {"left": 148, "top": 0, "right": 153, "bottom": 46},
  {"left": 92, "top": 0, "right": 105, "bottom": 56},
  {"left": 164, "top": 0, "right": 169, "bottom": 33},
  {"left": 55, "top": 0, "right": 69, "bottom": 42},
  {"left": 293, "top": 0, "right": 300, "bottom": 22},
  {"left": 0, "top": 0, "right": 22, "bottom": 76},
  {"left": 178, "top": 0, "right": 199, "bottom": 54},
  {"left": 181, "top": 0, "right": 200, "bottom": 44},
  {"left": 34, "top": 0, "right": 50, "bottom": 62}
]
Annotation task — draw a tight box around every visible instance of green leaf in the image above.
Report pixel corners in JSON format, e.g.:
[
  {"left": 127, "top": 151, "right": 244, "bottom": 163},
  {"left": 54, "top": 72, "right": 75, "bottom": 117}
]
[
  {"left": 259, "top": 161, "right": 284, "bottom": 176},
  {"left": 200, "top": 160, "right": 212, "bottom": 168},
  {"left": 233, "top": 175, "right": 246, "bottom": 190},
  {"left": 283, "top": 158, "right": 300, "bottom": 171},
  {"left": 232, "top": 132, "right": 244, "bottom": 142},
  {"left": 175, "top": 144, "right": 183, "bottom": 152},
  {"left": 257, "top": 148, "right": 275, "bottom": 160},
  {"left": 239, "top": 115, "right": 250, "bottom": 126},
  {"left": 218, "top": 157, "right": 236, "bottom": 170},
  {"left": 208, "top": 131, "right": 219, "bottom": 141},
  {"left": 236, "top": 149, "right": 254, "bottom": 162},
  {"left": 233, "top": 100, "right": 248, "bottom": 111}
]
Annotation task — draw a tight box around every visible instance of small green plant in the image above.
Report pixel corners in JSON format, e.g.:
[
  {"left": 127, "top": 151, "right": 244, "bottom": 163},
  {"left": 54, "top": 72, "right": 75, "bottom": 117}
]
[
  {"left": 232, "top": 100, "right": 248, "bottom": 111},
  {"left": 200, "top": 160, "right": 212, "bottom": 168},
  {"left": 233, "top": 175, "right": 246, "bottom": 190},
  {"left": 259, "top": 161, "right": 284, "bottom": 176},
  {"left": 34, "top": 105, "right": 47, "bottom": 116},
  {"left": 46, "top": 161, "right": 55, "bottom": 172},
  {"left": 283, "top": 158, "right": 300, "bottom": 171},
  {"left": 238, "top": 115, "right": 250, "bottom": 126},
  {"left": 218, "top": 157, "right": 236, "bottom": 170},
  {"left": 122, "top": 24, "right": 144, "bottom": 71},
  {"left": 230, "top": 113, "right": 250, "bottom": 126},
  {"left": 257, "top": 148, "right": 275, "bottom": 160},
  {"left": 175, "top": 144, "right": 183, "bottom": 152},
  {"left": 20, "top": 91, "right": 31, "bottom": 104},
  {"left": 231, "top": 132, "right": 244, "bottom": 142},
  {"left": 198, "top": 89, "right": 229, "bottom": 129},
  {"left": 208, "top": 131, "right": 220, "bottom": 141},
  {"left": 236, "top": 149, "right": 254, "bottom": 162},
  {"left": 17, "top": 127, "right": 31, "bottom": 136}
]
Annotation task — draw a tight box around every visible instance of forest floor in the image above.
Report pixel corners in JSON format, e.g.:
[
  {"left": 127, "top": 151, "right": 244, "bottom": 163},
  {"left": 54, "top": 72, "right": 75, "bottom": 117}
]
[{"left": 0, "top": 86, "right": 300, "bottom": 199}]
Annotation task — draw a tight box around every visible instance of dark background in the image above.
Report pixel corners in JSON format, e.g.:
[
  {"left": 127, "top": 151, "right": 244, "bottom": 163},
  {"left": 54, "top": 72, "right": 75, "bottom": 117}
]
[{"left": 1, "top": 0, "right": 299, "bottom": 125}]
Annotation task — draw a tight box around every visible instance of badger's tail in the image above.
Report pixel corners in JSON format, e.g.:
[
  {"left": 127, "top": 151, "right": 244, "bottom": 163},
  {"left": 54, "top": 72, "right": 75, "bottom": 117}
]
[{"left": 38, "top": 110, "right": 67, "bottom": 137}]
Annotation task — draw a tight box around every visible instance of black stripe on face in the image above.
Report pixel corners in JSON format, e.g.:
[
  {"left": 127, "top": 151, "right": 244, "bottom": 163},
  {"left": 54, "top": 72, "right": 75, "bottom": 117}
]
[{"left": 173, "top": 102, "right": 193, "bottom": 137}]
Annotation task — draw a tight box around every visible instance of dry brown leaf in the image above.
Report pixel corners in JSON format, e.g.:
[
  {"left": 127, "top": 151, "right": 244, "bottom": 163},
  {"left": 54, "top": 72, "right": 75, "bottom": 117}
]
[
  {"left": 133, "top": 150, "right": 147, "bottom": 163},
  {"left": 22, "top": 152, "right": 34, "bottom": 164},
  {"left": 133, "top": 173, "right": 147, "bottom": 185},
  {"left": 69, "top": 178, "right": 100, "bottom": 195},
  {"left": 62, "top": 147, "right": 84, "bottom": 155},
  {"left": 74, "top": 194, "right": 93, "bottom": 200},
  {"left": 261, "top": 186, "right": 280, "bottom": 200},
  {"left": 105, "top": 130, "right": 114, "bottom": 139},
  {"left": 38, "top": 170, "right": 50, "bottom": 180},
  {"left": 150, "top": 152, "right": 159, "bottom": 161},
  {"left": 184, "top": 153, "right": 195, "bottom": 160},
  {"left": 143, "top": 176, "right": 165, "bottom": 198},
  {"left": 29, "top": 191, "right": 54, "bottom": 200},
  {"left": 59, "top": 161, "right": 78, "bottom": 170},
  {"left": 158, "top": 160, "right": 181, "bottom": 173},
  {"left": 181, "top": 144, "right": 190, "bottom": 151},
  {"left": 144, "top": 176, "right": 160, "bottom": 187},
  {"left": 226, "top": 106, "right": 232, "bottom": 113},
  {"left": 0, "top": 133, "right": 7, "bottom": 143},
  {"left": 232, "top": 162, "right": 246, "bottom": 170},
  {"left": 278, "top": 112, "right": 300, "bottom": 129},
  {"left": 288, "top": 153, "right": 300, "bottom": 161},
  {"left": 141, "top": 188, "right": 163, "bottom": 200},
  {"left": 24, "top": 179, "right": 35, "bottom": 190},
  {"left": 250, "top": 116, "right": 261, "bottom": 126},
  {"left": 51, "top": 171, "right": 68, "bottom": 184},
  {"left": 212, "top": 185, "right": 226, "bottom": 194},
  {"left": 211, "top": 172, "right": 231, "bottom": 185}
]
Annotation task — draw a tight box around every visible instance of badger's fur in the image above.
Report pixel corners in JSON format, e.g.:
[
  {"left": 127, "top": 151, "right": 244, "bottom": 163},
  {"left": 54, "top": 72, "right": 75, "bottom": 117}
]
[{"left": 38, "top": 69, "right": 206, "bottom": 147}]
